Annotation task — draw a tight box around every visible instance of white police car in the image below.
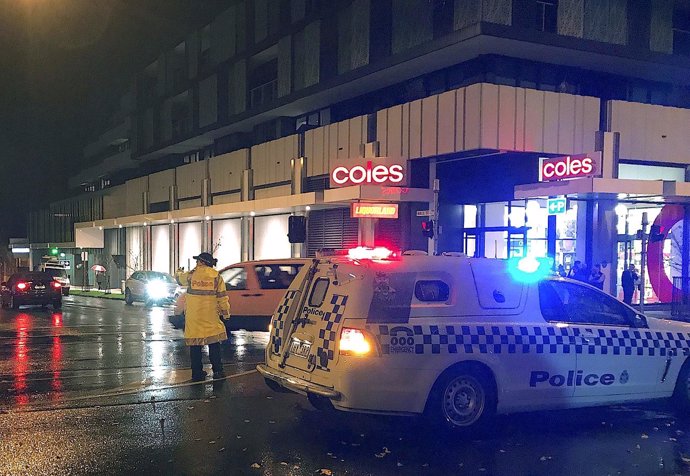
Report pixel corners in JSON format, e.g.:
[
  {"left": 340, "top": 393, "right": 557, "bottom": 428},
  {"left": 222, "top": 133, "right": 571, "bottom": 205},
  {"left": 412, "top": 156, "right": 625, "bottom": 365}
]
[{"left": 257, "top": 248, "right": 690, "bottom": 430}]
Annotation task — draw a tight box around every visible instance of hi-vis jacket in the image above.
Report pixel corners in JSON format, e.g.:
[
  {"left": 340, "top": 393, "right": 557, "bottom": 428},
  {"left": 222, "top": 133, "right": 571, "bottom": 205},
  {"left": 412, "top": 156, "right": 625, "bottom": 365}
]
[{"left": 179, "top": 265, "right": 230, "bottom": 346}]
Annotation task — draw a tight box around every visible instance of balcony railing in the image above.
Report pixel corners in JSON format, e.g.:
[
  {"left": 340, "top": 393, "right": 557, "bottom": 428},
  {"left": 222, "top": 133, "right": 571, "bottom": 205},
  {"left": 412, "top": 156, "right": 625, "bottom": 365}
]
[{"left": 249, "top": 79, "right": 278, "bottom": 109}]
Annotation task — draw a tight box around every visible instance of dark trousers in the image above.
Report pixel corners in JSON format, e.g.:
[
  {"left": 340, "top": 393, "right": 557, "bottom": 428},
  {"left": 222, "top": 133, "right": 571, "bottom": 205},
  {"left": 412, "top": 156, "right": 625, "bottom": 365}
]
[
  {"left": 623, "top": 287, "right": 634, "bottom": 305},
  {"left": 190, "top": 343, "right": 223, "bottom": 377}
]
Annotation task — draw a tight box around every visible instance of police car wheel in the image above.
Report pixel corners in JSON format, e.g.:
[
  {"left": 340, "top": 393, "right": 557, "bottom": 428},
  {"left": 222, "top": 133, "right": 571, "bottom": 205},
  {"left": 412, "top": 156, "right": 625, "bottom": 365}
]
[
  {"left": 673, "top": 362, "right": 690, "bottom": 410},
  {"left": 429, "top": 367, "right": 496, "bottom": 430}
]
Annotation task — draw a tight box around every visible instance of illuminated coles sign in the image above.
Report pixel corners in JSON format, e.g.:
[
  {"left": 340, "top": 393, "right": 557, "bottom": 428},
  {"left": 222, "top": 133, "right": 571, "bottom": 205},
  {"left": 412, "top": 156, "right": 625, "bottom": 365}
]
[
  {"left": 330, "top": 158, "right": 406, "bottom": 188},
  {"left": 538, "top": 153, "right": 600, "bottom": 182},
  {"left": 351, "top": 202, "right": 399, "bottom": 219}
]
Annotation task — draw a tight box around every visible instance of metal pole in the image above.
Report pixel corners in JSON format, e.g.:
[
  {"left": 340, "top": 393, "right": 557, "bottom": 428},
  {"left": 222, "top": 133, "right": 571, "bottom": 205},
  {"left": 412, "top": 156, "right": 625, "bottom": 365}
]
[
  {"left": 639, "top": 212, "right": 649, "bottom": 313},
  {"left": 432, "top": 179, "right": 440, "bottom": 256}
]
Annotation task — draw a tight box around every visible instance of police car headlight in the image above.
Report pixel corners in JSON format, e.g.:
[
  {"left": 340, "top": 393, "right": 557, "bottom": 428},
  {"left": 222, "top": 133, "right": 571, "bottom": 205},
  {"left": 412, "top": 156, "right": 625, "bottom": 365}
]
[
  {"left": 146, "top": 281, "right": 168, "bottom": 300},
  {"left": 339, "top": 328, "right": 372, "bottom": 356}
]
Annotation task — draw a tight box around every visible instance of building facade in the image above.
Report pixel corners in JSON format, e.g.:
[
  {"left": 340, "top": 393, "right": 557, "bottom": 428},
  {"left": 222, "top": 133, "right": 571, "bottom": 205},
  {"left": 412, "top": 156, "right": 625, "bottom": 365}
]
[{"left": 27, "top": 0, "right": 690, "bottom": 303}]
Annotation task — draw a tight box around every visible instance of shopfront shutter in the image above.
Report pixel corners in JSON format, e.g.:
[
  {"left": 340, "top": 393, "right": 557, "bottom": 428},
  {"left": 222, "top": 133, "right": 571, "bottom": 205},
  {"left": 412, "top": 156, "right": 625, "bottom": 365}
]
[
  {"left": 375, "top": 217, "right": 402, "bottom": 250},
  {"left": 307, "top": 208, "right": 359, "bottom": 256}
]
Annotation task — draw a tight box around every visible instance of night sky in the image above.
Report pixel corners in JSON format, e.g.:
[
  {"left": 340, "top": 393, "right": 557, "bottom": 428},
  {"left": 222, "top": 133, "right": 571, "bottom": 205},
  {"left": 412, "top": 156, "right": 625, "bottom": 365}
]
[{"left": 0, "top": 0, "right": 234, "bottom": 239}]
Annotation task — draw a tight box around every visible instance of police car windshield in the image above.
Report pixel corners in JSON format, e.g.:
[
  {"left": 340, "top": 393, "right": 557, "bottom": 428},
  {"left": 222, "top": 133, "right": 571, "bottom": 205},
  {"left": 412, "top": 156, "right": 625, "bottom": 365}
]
[
  {"left": 44, "top": 268, "right": 67, "bottom": 278},
  {"left": 146, "top": 272, "right": 176, "bottom": 283}
]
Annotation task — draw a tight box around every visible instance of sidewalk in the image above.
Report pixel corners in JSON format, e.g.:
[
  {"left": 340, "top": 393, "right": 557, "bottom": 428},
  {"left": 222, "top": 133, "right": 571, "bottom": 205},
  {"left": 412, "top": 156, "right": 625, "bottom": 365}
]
[{"left": 69, "top": 287, "right": 124, "bottom": 300}]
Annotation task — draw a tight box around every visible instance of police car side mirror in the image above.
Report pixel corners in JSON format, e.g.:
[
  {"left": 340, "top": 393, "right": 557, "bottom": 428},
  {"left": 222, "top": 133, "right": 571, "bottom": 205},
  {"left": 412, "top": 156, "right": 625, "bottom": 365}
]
[{"left": 633, "top": 313, "right": 647, "bottom": 328}]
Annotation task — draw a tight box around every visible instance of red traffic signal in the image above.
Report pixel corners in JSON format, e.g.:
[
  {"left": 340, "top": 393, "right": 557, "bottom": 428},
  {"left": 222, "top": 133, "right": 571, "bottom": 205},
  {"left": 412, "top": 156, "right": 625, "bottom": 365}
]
[{"left": 421, "top": 220, "right": 434, "bottom": 238}]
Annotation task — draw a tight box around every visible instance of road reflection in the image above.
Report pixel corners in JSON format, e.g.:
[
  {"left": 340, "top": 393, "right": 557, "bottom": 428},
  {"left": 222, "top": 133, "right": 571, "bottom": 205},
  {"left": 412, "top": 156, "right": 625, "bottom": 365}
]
[{"left": 13, "top": 313, "right": 31, "bottom": 406}]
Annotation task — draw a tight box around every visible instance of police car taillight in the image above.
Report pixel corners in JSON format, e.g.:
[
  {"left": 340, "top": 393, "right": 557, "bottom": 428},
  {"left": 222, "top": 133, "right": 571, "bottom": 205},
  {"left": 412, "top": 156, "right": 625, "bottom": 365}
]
[
  {"left": 339, "top": 328, "right": 372, "bottom": 356},
  {"left": 347, "top": 246, "right": 398, "bottom": 261},
  {"left": 16, "top": 282, "right": 27, "bottom": 291}
]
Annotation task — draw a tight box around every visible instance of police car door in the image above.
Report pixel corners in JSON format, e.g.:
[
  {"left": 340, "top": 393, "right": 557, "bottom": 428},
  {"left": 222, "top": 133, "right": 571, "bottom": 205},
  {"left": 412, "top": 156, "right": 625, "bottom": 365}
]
[
  {"left": 541, "top": 280, "right": 663, "bottom": 399},
  {"left": 280, "top": 263, "right": 346, "bottom": 376}
]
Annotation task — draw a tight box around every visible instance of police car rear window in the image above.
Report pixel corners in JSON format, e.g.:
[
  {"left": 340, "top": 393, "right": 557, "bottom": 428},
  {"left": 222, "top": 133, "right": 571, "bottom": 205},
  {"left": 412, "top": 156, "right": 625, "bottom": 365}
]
[
  {"left": 308, "top": 278, "right": 329, "bottom": 307},
  {"left": 414, "top": 280, "right": 449, "bottom": 302}
]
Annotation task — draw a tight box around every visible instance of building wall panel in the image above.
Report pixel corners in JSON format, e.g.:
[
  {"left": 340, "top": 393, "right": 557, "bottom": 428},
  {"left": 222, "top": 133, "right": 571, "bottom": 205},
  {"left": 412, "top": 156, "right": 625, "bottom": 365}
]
[
  {"left": 252, "top": 143, "right": 267, "bottom": 185},
  {"left": 337, "top": 119, "right": 350, "bottom": 160},
  {"left": 542, "top": 91, "right": 560, "bottom": 153},
  {"left": 480, "top": 83, "right": 499, "bottom": 149},
  {"left": 524, "top": 89, "right": 545, "bottom": 152},
  {"left": 349, "top": 115, "right": 365, "bottom": 159},
  {"left": 328, "top": 124, "right": 339, "bottom": 167},
  {"left": 421, "top": 96, "right": 438, "bottom": 158},
  {"left": 210, "top": 149, "right": 248, "bottom": 193},
  {"left": 454, "top": 88, "right": 466, "bottom": 152},
  {"left": 125, "top": 177, "right": 148, "bottom": 215},
  {"left": 377, "top": 109, "right": 388, "bottom": 157},
  {"left": 582, "top": 96, "right": 600, "bottom": 152},
  {"left": 212, "top": 192, "right": 241, "bottom": 205},
  {"left": 389, "top": 105, "right": 404, "bottom": 158},
  {"left": 608, "top": 101, "right": 690, "bottom": 165},
  {"left": 104, "top": 185, "right": 128, "bottom": 219},
  {"left": 437, "top": 91, "right": 456, "bottom": 155},
  {"left": 557, "top": 93, "right": 576, "bottom": 154},
  {"left": 464, "top": 84, "right": 482, "bottom": 151},
  {"left": 498, "top": 85, "right": 516, "bottom": 150},
  {"left": 402, "top": 103, "right": 410, "bottom": 159},
  {"left": 254, "top": 184, "right": 291, "bottom": 199},
  {"left": 149, "top": 169, "right": 175, "bottom": 204},
  {"left": 409, "top": 99, "right": 423, "bottom": 159},
  {"left": 176, "top": 160, "right": 207, "bottom": 199}
]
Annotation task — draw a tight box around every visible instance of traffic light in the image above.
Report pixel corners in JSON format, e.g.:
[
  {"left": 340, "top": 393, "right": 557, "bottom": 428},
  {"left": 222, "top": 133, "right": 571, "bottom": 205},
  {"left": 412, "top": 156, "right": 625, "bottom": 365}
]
[
  {"left": 51, "top": 247, "right": 59, "bottom": 256},
  {"left": 649, "top": 224, "right": 666, "bottom": 243},
  {"left": 288, "top": 215, "right": 307, "bottom": 243},
  {"left": 421, "top": 220, "right": 434, "bottom": 238}
]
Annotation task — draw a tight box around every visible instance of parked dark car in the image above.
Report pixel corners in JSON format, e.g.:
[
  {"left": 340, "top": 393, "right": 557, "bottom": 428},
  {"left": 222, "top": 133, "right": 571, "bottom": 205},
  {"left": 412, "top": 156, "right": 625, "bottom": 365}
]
[{"left": 1, "top": 272, "right": 63, "bottom": 310}]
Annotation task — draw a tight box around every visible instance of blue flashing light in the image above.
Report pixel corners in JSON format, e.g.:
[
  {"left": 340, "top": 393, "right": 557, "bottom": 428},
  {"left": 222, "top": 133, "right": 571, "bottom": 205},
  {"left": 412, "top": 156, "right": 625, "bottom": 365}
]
[{"left": 508, "top": 256, "right": 553, "bottom": 284}]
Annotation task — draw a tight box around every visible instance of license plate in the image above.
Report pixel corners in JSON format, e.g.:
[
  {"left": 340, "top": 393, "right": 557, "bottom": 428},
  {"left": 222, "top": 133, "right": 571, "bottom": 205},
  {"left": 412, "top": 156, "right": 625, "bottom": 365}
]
[
  {"left": 34, "top": 285, "right": 45, "bottom": 290},
  {"left": 289, "top": 339, "right": 312, "bottom": 359}
]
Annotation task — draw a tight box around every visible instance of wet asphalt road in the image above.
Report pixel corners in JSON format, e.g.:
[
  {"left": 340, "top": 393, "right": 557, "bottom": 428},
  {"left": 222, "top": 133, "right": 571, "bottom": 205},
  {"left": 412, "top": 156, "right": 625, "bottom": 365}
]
[{"left": 3, "top": 298, "right": 690, "bottom": 475}]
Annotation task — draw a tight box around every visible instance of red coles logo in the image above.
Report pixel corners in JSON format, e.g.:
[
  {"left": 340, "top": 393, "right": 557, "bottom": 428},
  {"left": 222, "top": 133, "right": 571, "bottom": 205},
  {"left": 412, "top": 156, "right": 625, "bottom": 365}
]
[
  {"left": 330, "top": 159, "right": 406, "bottom": 188},
  {"left": 539, "top": 153, "right": 599, "bottom": 182}
]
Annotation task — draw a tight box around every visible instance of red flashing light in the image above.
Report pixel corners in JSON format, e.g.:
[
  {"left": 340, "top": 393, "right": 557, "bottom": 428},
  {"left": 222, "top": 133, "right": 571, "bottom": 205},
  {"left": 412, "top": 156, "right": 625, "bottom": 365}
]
[
  {"left": 347, "top": 246, "right": 397, "bottom": 261},
  {"left": 16, "top": 282, "right": 27, "bottom": 291},
  {"left": 52, "top": 281, "right": 62, "bottom": 289}
]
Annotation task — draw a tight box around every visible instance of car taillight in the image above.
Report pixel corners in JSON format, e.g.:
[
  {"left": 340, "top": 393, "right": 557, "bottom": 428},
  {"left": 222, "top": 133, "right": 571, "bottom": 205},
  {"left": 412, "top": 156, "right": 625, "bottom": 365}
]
[
  {"left": 16, "top": 282, "right": 27, "bottom": 291},
  {"left": 339, "top": 328, "right": 373, "bottom": 356},
  {"left": 52, "top": 281, "right": 62, "bottom": 289}
]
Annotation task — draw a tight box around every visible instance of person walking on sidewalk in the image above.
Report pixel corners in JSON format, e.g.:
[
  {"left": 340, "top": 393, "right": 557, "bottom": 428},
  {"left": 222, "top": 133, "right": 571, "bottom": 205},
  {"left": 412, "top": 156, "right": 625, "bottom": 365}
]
[{"left": 179, "top": 252, "right": 230, "bottom": 382}]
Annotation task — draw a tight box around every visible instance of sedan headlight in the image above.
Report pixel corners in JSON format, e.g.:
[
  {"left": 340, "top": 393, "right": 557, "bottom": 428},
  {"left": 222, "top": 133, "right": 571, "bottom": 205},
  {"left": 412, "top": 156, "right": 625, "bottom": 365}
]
[{"left": 146, "top": 281, "right": 169, "bottom": 300}]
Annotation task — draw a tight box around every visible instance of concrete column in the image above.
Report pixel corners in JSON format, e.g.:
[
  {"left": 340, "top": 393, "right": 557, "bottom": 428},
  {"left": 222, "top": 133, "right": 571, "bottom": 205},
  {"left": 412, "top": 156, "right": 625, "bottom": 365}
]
[
  {"left": 592, "top": 201, "right": 618, "bottom": 296},
  {"left": 291, "top": 157, "right": 305, "bottom": 195},
  {"left": 143, "top": 225, "right": 152, "bottom": 270},
  {"left": 359, "top": 218, "right": 376, "bottom": 247}
]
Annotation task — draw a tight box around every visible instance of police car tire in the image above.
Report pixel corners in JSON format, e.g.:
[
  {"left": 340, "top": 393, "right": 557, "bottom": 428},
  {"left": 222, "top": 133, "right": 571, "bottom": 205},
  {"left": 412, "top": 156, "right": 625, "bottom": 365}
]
[
  {"left": 673, "top": 361, "right": 690, "bottom": 410},
  {"left": 426, "top": 364, "right": 497, "bottom": 431}
]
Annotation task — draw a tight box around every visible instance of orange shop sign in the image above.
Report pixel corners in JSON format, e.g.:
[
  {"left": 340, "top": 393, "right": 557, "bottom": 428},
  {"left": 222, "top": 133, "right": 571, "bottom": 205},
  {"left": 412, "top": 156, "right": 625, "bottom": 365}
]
[{"left": 351, "top": 202, "right": 399, "bottom": 219}]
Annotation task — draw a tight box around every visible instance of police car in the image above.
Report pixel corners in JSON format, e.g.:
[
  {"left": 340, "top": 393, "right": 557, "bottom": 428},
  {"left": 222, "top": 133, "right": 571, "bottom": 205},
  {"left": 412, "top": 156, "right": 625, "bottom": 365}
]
[{"left": 257, "top": 248, "right": 690, "bottom": 430}]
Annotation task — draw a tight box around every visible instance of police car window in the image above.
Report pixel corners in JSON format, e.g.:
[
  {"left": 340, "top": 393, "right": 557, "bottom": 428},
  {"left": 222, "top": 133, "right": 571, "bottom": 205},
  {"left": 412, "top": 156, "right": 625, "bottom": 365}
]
[
  {"left": 415, "top": 280, "right": 449, "bottom": 302},
  {"left": 308, "top": 278, "right": 329, "bottom": 307},
  {"left": 220, "top": 267, "right": 247, "bottom": 290},
  {"left": 539, "top": 281, "right": 633, "bottom": 326}
]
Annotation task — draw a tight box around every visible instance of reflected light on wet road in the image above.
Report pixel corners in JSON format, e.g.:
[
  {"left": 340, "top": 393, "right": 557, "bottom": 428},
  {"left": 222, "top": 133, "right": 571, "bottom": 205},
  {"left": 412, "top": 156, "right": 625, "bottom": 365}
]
[{"left": 14, "top": 313, "right": 31, "bottom": 406}]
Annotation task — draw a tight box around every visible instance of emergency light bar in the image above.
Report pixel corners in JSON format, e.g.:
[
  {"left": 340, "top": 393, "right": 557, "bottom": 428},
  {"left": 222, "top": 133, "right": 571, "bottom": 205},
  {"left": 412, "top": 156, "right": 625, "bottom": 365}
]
[{"left": 347, "top": 246, "right": 397, "bottom": 260}]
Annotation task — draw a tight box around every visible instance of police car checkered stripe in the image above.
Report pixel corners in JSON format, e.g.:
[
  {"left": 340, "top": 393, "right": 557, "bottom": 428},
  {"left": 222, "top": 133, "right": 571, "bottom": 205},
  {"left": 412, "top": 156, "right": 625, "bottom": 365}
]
[
  {"left": 271, "top": 290, "right": 298, "bottom": 355},
  {"left": 315, "top": 295, "right": 348, "bottom": 371},
  {"left": 369, "top": 324, "right": 690, "bottom": 356}
]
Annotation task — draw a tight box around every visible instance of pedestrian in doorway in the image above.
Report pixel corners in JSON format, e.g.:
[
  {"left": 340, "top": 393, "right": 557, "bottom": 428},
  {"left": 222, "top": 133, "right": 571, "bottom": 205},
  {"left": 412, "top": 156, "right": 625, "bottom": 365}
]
[
  {"left": 567, "top": 261, "right": 582, "bottom": 279},
  {"left": 178, "top": 252, "right": 231, "bottom": 382},
  {"left": 588, "top": 264, "right": 605, "bottom": 290},
  {"left": 621, "top": 264, "right": 639, "bottom": 305},
  {"left": 557, "top": 264, "right": 567, "bottom": 277}
]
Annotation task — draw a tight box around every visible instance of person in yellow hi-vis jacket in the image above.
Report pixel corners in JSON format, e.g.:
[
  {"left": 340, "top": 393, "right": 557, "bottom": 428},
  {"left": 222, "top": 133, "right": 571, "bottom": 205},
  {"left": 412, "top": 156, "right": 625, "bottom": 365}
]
[{"left": 179, "top": 252, "right": 230, "bottom": 381}]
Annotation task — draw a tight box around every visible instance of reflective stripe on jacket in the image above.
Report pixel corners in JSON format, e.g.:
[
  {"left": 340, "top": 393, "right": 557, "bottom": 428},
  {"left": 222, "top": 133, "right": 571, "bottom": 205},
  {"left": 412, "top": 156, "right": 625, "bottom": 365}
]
[{"left": 181, "top": 265, "right": 230, "bottom": 346}]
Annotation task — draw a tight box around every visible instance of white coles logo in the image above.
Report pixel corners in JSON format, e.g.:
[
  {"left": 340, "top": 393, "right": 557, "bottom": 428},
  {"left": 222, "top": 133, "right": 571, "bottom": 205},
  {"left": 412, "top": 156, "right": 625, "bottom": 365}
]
[{"left": 330, "top": 158, "right": 406, "bottom": 188}]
